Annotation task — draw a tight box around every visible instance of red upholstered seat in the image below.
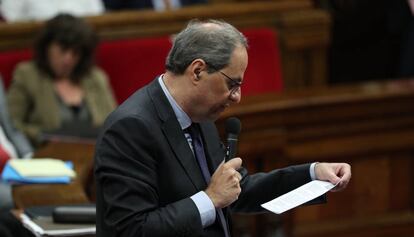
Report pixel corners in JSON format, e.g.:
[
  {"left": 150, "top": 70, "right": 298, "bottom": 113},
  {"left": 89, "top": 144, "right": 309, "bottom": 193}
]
[
  {"left": 242, "top": 28, "right": 283, "bottom": 96},
  {"left": 0, "top": 28, "right": 282, "bottom": 102},
  {"left": 0, "top": 49, "right": 32, "bottom": 88},
  {"left": 96, "top": 36, "right": 172, "bottom": 103},
  {"left": 96, "top": 28, "right": 282, "bottom": 102}
]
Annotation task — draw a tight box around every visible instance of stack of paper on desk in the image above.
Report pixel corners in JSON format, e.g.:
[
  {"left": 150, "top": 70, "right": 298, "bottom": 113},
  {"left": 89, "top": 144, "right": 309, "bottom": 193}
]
[
  {"left": 10, "top": 159, "right": 76, "bottom": 177},
  {"left": 1, "top": 159, "right": 75, "bottom": 184}
]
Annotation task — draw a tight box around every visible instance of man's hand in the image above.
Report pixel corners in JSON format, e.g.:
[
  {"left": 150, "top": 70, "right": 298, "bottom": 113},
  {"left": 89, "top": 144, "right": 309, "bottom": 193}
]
[
  {"left": 205, "top": 158, "right": 242, "bottom": 208},
  {"left": 315, "top": 162, "right": 351, "bottom": 192}
]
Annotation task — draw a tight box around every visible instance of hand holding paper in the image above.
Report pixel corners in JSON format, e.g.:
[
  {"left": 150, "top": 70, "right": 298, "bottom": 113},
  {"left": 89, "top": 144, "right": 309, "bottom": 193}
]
[{"left": 314, "top": 162, "right": 351, "bottom": 192}]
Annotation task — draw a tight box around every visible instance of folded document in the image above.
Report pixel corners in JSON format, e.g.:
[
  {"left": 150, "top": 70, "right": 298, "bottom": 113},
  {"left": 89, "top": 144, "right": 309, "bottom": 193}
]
[
  {"left": 9, "top": 158, "right": 76, "bottom": 177},
  {"left": 1, "top": 159, "right": 74, "bottom": 184}
]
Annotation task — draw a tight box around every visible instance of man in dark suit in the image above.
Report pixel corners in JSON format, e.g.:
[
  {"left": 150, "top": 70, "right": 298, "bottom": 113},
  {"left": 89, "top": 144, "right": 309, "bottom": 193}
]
[
  {"left": 103, "top": 0, "right": 207, "bottom": 11},
  {"left": 94, "top": 19, "right": 351, "bottom": 237}
]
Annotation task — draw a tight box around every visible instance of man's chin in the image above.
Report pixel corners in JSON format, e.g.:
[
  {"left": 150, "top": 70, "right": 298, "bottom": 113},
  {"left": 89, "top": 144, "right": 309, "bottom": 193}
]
[
  {"left": 195, "top": 107, "right": 227, "bottom": 122},
  {"left": 208, "top": 111, "right": 224, "bottom": 122}
]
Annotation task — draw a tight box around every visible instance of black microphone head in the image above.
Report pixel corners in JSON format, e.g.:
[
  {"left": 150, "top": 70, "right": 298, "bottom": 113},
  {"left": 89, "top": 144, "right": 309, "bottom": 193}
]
[{"left": 225, "top": 117, "right": 241, "bottom": 135}]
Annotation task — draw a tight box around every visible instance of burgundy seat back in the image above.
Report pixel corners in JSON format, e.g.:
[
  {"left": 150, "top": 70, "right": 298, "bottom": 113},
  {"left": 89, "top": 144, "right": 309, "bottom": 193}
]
[
  {"left": 0, "top": 28, "right": 282, "bottom": 101},
  {"left": 96, "top": 28, "right": 283, "bottom": 103},
  {"left": 242, "top": 28, "right": 283, "bottom": 96},
  {"left": 96, "top": 36, "right": 172, "bottom": 103},
  {"left": 0, "top": 49, "right": 32, "bottom": 88}
]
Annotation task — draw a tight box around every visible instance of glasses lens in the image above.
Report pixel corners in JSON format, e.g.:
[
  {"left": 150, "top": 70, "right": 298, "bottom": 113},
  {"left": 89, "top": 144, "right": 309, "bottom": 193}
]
[
  {"left": 228, "top": 80, "right": 239, "bottom": 92},
  {"left": 219, "top": 71, "right": 240, "bottom": 91}
]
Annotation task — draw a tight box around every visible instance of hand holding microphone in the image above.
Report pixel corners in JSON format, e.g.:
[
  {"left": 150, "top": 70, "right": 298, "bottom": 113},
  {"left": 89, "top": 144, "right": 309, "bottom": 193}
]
[
  {"left": 206, "top": 158, "right": 242, "bottom": 208},
  {"left": 206, "top": 117, "right": 243, "bottom": 208}
]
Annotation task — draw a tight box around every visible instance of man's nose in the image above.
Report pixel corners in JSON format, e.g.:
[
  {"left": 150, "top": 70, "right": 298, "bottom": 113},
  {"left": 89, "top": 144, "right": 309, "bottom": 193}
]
[{"left": 229, "top": 88, "right": 241, "bottom": 103}]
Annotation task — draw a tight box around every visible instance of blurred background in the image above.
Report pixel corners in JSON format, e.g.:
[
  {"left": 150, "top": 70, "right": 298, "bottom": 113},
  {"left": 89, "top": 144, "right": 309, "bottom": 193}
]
[{"left": 0, "top": 0, "right": 413, "bottom": 237}]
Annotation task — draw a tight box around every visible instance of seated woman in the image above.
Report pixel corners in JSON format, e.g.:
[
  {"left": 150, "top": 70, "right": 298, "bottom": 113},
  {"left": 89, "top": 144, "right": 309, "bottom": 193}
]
[{"left": 7, "top": 14, "right": 117, "bottom": 147}]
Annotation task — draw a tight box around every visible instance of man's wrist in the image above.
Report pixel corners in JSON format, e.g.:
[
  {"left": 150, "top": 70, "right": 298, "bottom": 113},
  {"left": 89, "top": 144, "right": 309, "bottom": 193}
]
[
  {"left": 310, "top": 162, "right": 319, "bottom": 180},
  {"left": 190, "top": 191, "right": 216, "bottom": 227}
]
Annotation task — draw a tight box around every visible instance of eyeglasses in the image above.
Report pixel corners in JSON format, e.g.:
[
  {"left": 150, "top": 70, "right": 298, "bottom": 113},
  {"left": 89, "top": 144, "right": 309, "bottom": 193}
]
[{"left": 209, "top": 65, "right": 242, "bottom": 96}]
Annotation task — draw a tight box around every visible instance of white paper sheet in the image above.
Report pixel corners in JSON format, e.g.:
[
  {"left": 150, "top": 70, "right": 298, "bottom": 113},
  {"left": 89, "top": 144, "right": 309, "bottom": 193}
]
[{"left": 261, "top": 180, "right": 338, "bottom": 214}]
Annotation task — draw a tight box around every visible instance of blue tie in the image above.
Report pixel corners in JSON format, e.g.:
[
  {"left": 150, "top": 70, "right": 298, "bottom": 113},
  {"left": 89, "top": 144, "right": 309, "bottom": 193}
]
[{"left": 186, "top": 124, "right": 230, "bottom": 237}]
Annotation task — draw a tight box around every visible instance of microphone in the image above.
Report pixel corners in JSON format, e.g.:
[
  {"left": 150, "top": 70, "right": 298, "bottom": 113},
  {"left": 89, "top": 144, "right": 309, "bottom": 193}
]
[{"left": 225, "top": 117, "right": 241, "bottom": 161}]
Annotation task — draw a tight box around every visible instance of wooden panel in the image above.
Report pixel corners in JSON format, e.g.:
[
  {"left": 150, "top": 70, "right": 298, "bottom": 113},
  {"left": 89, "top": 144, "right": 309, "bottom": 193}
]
[
  {"left": 0, "top": 1, "right": 312, "bottom": 50},
  {"left": 217, "top": 79, "right": 414, "bottom": 237},
  {"left": 390, "top": 155, "right": 413, "bottom": 211}
]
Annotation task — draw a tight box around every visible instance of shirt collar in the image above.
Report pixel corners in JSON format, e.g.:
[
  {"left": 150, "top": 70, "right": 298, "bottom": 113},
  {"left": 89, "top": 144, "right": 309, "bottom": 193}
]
[{"left": 158, "top": 75, "right": 192, "bottom": 130}]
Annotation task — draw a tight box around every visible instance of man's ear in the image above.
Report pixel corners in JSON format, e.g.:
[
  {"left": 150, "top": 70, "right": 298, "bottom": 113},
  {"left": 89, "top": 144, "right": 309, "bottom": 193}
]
[
  {"left": 195, "top": 69, "right": 201, "bottom": 80},
  {"left": 190, "top": 59, "right": 207, "bottom": 81}
]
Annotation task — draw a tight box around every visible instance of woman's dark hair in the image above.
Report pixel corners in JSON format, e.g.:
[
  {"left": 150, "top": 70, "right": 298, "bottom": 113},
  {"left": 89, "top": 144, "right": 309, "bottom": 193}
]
[{"left": 34, "top": 14, "right": 98, "bottom": 82}]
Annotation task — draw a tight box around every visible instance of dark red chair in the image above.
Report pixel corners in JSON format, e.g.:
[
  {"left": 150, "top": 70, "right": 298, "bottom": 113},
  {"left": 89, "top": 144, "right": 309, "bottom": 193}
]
[
  {"left": 96, "top": 36, "right": 172, "bottom": 103},
  {"left": 0, "top": 28, "right": 282, "bottom": 101},
  {"left": 242, "top": 28, "right": 283, "bottom": 96},
  {"left": 0, "top": 49, "right": 32, "bottom": 88}
]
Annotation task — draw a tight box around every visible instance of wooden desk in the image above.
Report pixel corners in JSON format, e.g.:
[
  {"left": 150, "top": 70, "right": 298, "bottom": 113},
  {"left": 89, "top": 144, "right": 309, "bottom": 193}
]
[{"left": 12, "top": 140, "right": 95, "bottom": 209}]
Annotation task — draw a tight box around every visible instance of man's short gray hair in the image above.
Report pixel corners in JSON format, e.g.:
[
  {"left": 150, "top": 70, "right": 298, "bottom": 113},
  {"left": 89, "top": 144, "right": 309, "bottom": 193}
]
[{"left": 165, "top": 19, "right": 248, "bottom": 74}]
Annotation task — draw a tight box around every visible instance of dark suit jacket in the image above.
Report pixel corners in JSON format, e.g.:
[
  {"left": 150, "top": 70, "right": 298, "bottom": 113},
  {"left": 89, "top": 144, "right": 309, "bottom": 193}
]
[
  {"left": 103, "top": 0, "right": 207, "bottom": 10},
  {"left": 94, "top": 79, "right": 316, "bottom": 237}
]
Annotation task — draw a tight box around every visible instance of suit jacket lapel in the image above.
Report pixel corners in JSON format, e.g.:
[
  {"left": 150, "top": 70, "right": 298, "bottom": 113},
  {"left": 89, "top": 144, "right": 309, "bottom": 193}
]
[
  {"left": 199, "top": 123, "right": 225, "bottom": 173},
  {"left": 147, "top": 79, "right": 207, "bottom": 190},
  {"left": 162, "top": 119, "right": 207, "bottom": 189}
]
